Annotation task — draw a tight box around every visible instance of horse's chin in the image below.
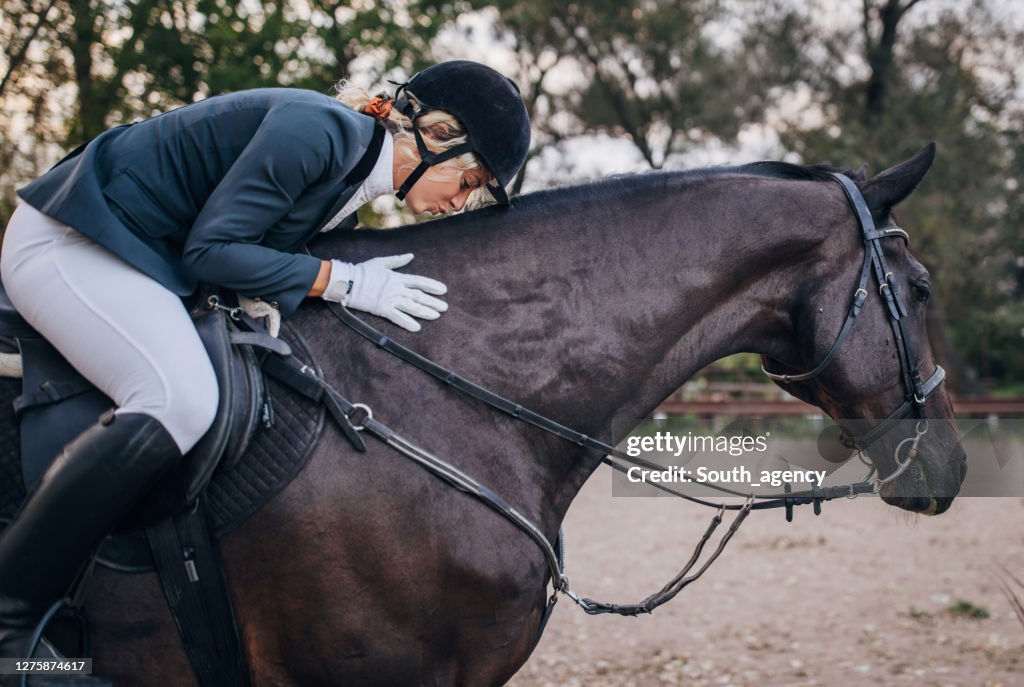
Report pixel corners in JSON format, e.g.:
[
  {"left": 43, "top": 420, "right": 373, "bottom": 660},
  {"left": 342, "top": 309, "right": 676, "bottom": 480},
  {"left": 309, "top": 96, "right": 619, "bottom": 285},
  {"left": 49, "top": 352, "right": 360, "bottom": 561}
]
[{"left": 879, "top": 493, "right": 953, "bottom": 515}]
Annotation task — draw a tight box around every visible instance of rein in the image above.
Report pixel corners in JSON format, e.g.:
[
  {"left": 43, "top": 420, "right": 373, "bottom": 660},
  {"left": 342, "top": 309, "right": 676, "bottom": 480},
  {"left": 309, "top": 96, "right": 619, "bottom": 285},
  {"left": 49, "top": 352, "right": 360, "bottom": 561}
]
[
  {"left": 328, "top": 300, "right": 879, "bottom": 507},
  {"left": 264, "top": 341, "right": 753, "bottom": 617}
]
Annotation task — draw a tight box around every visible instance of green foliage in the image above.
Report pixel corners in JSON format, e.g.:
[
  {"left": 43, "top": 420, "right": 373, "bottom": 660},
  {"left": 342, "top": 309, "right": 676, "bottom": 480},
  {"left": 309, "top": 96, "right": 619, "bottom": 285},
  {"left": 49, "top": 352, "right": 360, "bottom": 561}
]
[
  {"left": 763, "top": 0, "right": 1022, "bottom": 389},
  {"left": 701, "top": 354, "right": 764, "bottom": 382},
  {"left": 0, "top": 0, "right": 458, "bottom": 215},
  {"left": 908, "top": 606, "right": 934, "bottom": 623},
  {"left": 479, "top": 0, "right": 762, "bottom": 169}
]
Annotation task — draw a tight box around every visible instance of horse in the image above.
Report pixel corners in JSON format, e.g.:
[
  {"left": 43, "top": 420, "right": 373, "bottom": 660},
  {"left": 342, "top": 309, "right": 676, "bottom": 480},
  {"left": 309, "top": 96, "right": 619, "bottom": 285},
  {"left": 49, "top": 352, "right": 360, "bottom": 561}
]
[{"left": 4, "top": 143, "right": 966, "bottom": 685}]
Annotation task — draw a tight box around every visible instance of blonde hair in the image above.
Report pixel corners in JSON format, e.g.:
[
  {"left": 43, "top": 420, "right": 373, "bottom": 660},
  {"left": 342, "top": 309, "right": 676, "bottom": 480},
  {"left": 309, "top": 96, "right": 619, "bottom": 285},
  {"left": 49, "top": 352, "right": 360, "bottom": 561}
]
[{"left": 334, "top": 80, "right": 492, "bottom": 209}]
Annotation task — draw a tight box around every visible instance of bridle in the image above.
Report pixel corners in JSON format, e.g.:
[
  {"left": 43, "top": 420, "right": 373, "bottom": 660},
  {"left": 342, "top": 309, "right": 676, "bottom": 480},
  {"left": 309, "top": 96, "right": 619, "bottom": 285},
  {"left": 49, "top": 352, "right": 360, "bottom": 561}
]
[
  {"left": 760, "top": 172, "right": 946, "bottom": 451},
  {"left": 267, "top": 172, "right": 949, "bottom": 622}
]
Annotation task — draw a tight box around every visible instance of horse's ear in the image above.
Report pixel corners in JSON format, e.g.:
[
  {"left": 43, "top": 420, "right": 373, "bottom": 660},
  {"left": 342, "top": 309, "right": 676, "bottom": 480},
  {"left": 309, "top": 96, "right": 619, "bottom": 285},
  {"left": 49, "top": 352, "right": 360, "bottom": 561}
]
[{"left": 860, "top": 143, "right": 935, "bottom": 216}]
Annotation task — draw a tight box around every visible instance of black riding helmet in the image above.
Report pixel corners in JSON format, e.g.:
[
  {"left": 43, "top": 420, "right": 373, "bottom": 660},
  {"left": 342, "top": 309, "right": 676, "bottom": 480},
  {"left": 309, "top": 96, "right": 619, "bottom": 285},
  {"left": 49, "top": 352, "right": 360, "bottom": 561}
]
[{"left": 391, "top": 60, "right": 531, "bottom": 205}]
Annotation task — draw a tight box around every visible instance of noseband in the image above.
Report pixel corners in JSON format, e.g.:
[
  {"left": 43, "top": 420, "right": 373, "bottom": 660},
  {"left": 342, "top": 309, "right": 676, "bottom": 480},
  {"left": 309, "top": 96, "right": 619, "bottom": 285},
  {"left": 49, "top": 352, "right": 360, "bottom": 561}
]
[{"left": 760, "top": 173, "right": 946, "bottom": 451}]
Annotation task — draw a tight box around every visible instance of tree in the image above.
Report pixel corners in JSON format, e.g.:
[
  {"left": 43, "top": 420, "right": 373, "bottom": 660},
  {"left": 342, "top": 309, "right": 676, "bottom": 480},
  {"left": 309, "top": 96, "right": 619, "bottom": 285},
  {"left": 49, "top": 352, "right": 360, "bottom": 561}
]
[
  {"left": 759, "top": 0, "right": 1023, "bottom": 391},
  {"left": 0, "top": 0, "right": 456, "bottom": 225},
  {"left": 474, "top": 0, "right": 770, "bottom": 195}
]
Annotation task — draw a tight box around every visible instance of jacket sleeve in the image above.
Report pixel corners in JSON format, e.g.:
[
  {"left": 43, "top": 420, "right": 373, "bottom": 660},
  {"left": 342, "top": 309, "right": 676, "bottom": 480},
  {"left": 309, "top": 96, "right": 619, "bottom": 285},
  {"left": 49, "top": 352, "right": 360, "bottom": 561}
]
[{"left": 182, "top": 102, "right": 330, "bottom": 317}]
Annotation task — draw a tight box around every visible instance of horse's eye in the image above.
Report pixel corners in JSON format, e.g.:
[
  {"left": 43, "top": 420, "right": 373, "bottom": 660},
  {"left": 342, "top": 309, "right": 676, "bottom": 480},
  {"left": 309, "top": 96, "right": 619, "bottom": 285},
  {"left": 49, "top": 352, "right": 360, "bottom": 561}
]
[{"left": 911, "top": 282, "right": 931, "bottom": 303}]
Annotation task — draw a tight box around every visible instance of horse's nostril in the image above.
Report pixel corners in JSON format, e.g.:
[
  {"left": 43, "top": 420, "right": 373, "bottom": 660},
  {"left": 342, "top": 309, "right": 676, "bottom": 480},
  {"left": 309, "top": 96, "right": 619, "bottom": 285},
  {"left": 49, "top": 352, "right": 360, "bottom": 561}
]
[
  {"left": 905, "top": 496, "right": 933, "bottom": 513},
  {"left": 883, "top": 494, "right": 935, "bottom": 513}
]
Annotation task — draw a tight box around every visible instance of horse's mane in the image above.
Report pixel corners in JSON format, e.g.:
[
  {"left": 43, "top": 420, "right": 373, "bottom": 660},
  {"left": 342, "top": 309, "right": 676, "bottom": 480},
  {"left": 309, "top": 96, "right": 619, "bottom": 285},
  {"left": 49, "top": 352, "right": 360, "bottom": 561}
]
[
  {"left": 736, "top": 160, "right": 859, "bottom": 182},
  {"left": 501, "top": 160, "right": 859, "bottom": 213},
  {"left": 346, "top": 159, "right": 863, "bottom": 237}
]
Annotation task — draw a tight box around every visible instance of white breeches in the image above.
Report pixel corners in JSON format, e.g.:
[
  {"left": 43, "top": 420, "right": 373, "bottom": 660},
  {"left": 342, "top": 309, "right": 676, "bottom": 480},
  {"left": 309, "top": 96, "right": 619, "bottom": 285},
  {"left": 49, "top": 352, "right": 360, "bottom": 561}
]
[{"left": 1, "top": 203, "right": 218, "bottom": 453}]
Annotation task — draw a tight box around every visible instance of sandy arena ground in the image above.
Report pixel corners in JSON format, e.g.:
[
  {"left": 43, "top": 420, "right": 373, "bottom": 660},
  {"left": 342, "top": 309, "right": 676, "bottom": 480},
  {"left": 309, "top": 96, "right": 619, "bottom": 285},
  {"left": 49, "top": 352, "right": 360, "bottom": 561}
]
[{"left": 509, "top": 469, "right": 1024, "bottom": 687}]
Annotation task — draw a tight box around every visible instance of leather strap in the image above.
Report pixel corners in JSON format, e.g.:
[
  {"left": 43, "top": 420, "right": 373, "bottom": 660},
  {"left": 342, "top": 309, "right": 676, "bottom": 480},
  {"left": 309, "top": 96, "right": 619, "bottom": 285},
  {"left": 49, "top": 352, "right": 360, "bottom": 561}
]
[
  {"left": 13, "top": 378, "right": 95, "bottom": 415},
  {"left": 260, "top": 350, "right": 366, "bottom": 452},
  {"left": 228, "top": 331, "right": 291, "bottom": 357},
  {"left": 762, "top": 252, "right": 873, "bottom": 383},
  {"left": 325, "top": 301, "right": 874, "bottom": 510},
  {"left": 392, "top": 96, "right": 474, "bottom": 200},
  {"left": 843, "top": 365, "right": 945, "bottom": 447},
  {"left": 146, "top": 498, "right": 250, "bottom": 687}
]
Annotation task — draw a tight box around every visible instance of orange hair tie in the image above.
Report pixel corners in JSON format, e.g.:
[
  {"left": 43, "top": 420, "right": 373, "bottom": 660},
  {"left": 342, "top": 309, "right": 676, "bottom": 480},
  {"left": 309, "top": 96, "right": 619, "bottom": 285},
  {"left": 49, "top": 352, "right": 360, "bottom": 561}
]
[{"left": 363, "top": 96, "right": 394, "bottom": 120}]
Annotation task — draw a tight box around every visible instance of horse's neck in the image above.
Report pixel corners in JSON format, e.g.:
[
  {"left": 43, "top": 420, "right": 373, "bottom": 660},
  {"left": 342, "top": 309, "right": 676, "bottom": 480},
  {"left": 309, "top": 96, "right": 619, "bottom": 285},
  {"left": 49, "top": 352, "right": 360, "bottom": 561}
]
[
  {"left": 310, "top": 175, "right": 833, "bottom": 527},
  {"left": 428, "top": 178, "right": 827, "bottom": 429}
]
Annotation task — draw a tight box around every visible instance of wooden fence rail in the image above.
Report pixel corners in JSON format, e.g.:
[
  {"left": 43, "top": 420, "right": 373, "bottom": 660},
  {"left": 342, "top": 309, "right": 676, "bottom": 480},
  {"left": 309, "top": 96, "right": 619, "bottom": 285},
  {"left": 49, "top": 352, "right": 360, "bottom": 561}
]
[{"left": 653, "top": 396, "right": 1024, "bottom": 417}]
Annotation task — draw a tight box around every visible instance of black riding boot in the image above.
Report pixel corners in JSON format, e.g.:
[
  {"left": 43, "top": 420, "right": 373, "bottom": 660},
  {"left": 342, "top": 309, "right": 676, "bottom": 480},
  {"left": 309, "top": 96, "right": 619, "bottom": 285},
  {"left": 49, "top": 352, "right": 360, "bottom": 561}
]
[{"left": 0, "top": 411, "right": 183, "bottom": 686}]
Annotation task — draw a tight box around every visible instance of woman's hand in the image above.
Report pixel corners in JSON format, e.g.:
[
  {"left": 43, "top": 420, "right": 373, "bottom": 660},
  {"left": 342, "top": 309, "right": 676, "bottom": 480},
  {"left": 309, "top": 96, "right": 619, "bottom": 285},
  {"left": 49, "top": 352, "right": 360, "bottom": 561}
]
[{"left": 322, "top": 254, "right": 448, "bottom": 332}]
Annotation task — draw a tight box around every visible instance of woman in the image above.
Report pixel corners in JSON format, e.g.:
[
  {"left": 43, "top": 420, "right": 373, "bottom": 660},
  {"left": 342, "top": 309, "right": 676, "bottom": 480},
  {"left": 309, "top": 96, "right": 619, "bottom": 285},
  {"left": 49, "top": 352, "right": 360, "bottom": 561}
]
[{"left": 0, "top": 59, "right": 530, "bottom": 681}]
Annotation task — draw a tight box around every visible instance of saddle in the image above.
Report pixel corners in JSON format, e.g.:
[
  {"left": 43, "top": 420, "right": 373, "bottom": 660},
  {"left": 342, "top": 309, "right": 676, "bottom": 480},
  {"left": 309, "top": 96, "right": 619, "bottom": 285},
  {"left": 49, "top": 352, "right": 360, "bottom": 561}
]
[
  {"left": 0, "top": 281, "right": 331, "bottom": 687},
  {"left": 0, "top": 282, "right": 284, "bottom": 521}
]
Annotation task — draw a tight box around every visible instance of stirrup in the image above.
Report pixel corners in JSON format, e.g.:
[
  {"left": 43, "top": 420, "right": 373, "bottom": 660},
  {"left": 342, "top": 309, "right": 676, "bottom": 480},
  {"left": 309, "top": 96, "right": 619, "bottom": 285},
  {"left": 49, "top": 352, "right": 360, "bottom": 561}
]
[{"left": 8, "top": 600, "right": 109, "bottom": 687}]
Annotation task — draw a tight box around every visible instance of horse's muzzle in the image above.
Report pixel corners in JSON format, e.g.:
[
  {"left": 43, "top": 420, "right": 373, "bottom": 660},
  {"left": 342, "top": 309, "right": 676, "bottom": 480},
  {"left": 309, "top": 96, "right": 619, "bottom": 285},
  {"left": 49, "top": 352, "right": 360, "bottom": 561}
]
[{"left": 880, "top": 445, "right": 966, "bottom": 515}]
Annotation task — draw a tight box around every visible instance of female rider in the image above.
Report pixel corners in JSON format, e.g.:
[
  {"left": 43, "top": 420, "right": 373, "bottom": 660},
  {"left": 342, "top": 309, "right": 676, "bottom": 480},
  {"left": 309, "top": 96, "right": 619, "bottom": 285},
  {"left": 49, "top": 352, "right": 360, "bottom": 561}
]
[{"left": 0, "top": 59, "right": 530, "bottom": 683}]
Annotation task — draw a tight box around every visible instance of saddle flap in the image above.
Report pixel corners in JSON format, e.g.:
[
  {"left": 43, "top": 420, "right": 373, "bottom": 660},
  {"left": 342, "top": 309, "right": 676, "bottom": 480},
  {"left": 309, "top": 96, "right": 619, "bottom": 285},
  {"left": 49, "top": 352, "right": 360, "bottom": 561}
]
[
  {"left": 125, "top": 301, "right": 263, "bottom": 526},
  {"left": 183, "top": 305, "right": 242, "bottom": 498},
  {"left": 17, "top": 337, "right": 113, "bottom": 492},
  {"left": 92, "top": 320, "right": 326, "bottom": 573}
]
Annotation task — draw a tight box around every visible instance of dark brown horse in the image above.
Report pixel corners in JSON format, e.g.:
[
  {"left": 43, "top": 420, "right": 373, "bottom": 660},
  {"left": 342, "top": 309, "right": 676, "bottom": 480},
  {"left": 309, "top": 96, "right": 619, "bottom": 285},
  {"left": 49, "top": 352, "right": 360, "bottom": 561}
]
[{"left": 33, "top": 145, "right": 970, "bottom": 684}]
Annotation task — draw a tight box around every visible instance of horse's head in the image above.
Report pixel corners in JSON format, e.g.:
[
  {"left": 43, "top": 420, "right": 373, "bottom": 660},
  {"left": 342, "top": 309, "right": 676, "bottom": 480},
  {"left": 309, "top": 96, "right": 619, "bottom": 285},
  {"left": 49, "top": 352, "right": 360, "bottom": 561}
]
[{"left": 761, "top": 144, "right": 966, "bottom": 514}]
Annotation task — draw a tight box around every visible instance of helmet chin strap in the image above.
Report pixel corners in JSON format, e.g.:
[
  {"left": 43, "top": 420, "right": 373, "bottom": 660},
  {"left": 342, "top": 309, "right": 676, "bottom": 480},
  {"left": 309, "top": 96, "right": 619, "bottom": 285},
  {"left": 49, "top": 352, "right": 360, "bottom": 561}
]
[{"left": 394, "top": 159, "right": 429, "bottom": 201}]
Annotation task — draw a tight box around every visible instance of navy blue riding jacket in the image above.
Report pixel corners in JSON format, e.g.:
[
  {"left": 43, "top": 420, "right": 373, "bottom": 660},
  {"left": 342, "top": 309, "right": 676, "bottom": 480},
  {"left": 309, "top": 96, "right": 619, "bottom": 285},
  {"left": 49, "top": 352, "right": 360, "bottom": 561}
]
[{"left": 17, "top": 88, "right": 380, "bottom": 317}]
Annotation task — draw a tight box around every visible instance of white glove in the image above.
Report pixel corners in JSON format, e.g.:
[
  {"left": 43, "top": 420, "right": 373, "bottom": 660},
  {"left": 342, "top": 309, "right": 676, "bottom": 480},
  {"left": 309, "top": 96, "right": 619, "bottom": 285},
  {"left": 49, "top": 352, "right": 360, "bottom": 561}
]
[
  {"left": 238, "top": 295, "right": 281, "bottom": 338},
  {"left": 322, "top": 253, "right": 447, "bottom": 332}
]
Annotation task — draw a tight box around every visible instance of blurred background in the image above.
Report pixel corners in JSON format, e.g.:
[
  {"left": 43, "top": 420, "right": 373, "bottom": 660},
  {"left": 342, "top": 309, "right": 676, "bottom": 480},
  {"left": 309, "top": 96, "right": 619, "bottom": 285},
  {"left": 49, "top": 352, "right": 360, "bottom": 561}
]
[{"left": 1, "top": 0, "right": 1021, "bottom": 398}]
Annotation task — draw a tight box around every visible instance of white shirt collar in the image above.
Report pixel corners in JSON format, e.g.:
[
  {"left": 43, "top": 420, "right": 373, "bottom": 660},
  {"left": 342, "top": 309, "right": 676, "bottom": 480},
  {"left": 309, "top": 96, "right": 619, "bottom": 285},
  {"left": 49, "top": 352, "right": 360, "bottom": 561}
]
[
  {"left": 319, "top": 130, "right": 394, "bottom": 233},
  {"left": 363, "top": 130, "right": 394, "bottom": 200}
]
